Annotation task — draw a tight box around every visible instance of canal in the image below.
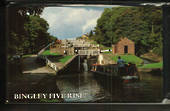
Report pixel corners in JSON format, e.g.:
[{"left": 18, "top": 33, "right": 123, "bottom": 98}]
[{"left": 56, "top": 71, "right": 163, "bottom": 103}]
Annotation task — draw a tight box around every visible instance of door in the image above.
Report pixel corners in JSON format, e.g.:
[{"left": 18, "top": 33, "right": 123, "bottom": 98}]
[{"left": 124, "top": 45, "right": 128, "bottom": 54}]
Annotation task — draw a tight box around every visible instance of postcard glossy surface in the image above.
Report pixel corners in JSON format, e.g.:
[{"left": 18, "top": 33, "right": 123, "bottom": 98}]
[{"left": 7, "top": 5, "right": 163, "bottom": 103}]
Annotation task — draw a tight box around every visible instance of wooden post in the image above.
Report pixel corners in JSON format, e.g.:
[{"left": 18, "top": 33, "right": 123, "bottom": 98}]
[{"left": 78, "top": 55, "right": 80, "bottom": 71}]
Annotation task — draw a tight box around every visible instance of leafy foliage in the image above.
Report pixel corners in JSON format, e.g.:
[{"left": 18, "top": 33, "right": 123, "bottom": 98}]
[
  {"left": 92, "top": 6, "right": 162, "bottom": 56},
  {"left": 24, "top": 15, "right": 54, "bottom": 53},
  {"left": 8, "top": 7, "right": 56, "bottom": 56}
]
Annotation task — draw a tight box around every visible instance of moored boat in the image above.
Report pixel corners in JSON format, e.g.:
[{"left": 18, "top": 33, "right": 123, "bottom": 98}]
[{"left": 91, "top": 63, "right": 140, "bottom": 83}]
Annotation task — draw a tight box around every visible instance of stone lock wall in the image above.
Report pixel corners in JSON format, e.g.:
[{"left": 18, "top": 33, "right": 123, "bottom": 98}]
[{"left": 50, "top": 44, "right": 65, "bottom": 55}]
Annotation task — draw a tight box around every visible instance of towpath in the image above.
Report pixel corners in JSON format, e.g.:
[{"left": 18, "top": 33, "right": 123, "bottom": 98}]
[{"left": 22, "top": 55, "right": 56, "bottom": 74}]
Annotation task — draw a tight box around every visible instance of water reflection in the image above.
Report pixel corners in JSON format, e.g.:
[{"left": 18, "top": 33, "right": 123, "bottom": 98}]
[
  {"left": 56, "top": 72, "right": 110, "bottom": 102},
  {"left": 56, "top": 71, "right": 163, "bottom": 102}
]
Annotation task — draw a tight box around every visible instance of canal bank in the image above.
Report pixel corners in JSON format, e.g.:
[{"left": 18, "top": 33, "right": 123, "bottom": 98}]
[
  {"left": 54, "top": 56, "right": 163, "bottom": 103},
  {"left": 13, "top": 54, "right": 162, "bottom": 103},
  {"left": 33, "top": 49, "right": 163, "bottom": 103},
  {"left": 137, "top": 57, "right": 163, "bottom": 75},
  {"left": 7, "top": 55, "right": 64, "bottom": 103}
]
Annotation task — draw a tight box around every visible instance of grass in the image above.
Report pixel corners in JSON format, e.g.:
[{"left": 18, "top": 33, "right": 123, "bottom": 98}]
[
  {"left": 41, "top": 50, "right": 73, "bottom": 64},
  {"left": 41, "top": 50, "right": 59, "bottom": 56},
  {"left": 103, "top": 47, "right": 112, "bottom": 50},
  {"left": 59, "top": 55, "right": 73, "bottom": 63},
  {"left": 100, "top": 44, "right": 112, "bottom": 50},
  {"left": 103, "top": 51, "right": 112, "bottom": 54},
  {"left": 138, "top": 61, "right": 163, "bottom": 69},
  {"left": 111, "top": 54, "right": 143, "bottom": 65}
]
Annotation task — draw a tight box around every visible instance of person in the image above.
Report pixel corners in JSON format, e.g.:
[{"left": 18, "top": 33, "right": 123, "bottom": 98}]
[
  {"left": 64, "top": 50, "right": 67, "bottom": 55},
  {"left": 117, "top": 56, "right": 125, "bottom": 68},
  {"left": 127, "top": 62, "right": 133, "bottom": 75},
  {"left": 127, "top": 62, "right": 138, "bottom": 76},
  {"left": 117, "top": 56, "right": 125, "bottom": 75},
  {"left": 83, "top": 59, "right": 88, "bottom": 72},
  {"left": 98, "top": 54, "right": 104, "bottom": 65}
]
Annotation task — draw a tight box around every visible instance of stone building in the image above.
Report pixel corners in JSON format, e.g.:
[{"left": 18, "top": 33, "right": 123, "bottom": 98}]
[
  {"left": 112, "top": 37, "right": 135, "bottom": 55},
  {"left": 81, "top": 34, "right": 89, "bottom": 40},
  {"left": 50, "top": 39, "right": 65, "bottom": 54}
]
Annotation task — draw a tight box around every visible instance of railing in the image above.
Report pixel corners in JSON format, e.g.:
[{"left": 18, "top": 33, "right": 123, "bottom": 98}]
[
  {"left": 38, "top": 42, "right": 55, "bottom": 55},
  {"left": 46, "top": 58, "right": 58, "bottom": 72},
  {"left": 78, "top": 50, "right": 100, "bottom": 55},
  {"left": 95, "top": 64, "right": 118, "bottom": 75},
  {"left": 38, "top": 55, "right": 58, "bottom": 72},
  {"left": 61, "top": 40, "right": 99, "bottom": 48},
  {"left": 101, "top": 49, "right": 112, "bottom": 52},
  {"left": 45, "top": 54, "right": 78, "bottom": 72},
  {"left": 92, "top": 64, "right": 138, "bottom": 77},
  {"left": 73, "top": 44, "right": 99, "bottom": 47},
  {"left": 37, "top": 41, "right": 58, "bottom": 72},
  {"left": 73, "top": 44, "right": 91, "bottom": 47},
  {"left": 37, "top": 40, "right": 99, "bottom": 72}
]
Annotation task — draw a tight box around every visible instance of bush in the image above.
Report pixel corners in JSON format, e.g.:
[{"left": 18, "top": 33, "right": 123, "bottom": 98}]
[{"left": 153, "top": 46, "right": 162, "bottom": 56}]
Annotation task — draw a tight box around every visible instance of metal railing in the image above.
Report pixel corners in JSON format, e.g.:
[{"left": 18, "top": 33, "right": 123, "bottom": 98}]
[
  {"left": 38, "top": 55, "right": 58, "bottom": 72},
  {"left": 46, "top": 58, "right": 58, "bottom": 72},
  {"left": 38, "top": 42, "right": 55, "bottom": 55},
  {"left": 37, "top": 41, "right": 58, "bottom": 72},
  {"left": 78, "top": 49, "right": 100, "bottom": 55}
]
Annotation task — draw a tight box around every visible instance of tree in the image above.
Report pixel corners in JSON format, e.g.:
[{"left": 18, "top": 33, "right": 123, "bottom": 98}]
[
  {"left": 89, "top": 30, "right": 93, "bottom": 37},
  {"left": 24, "top": 15, "right": 56, "bottom": 53},
  {"left": 8, "top": 7, "right": 56, "bottom": 56},
  {"left": 92, "top": 6, "right": 162, "bottom": 56}
]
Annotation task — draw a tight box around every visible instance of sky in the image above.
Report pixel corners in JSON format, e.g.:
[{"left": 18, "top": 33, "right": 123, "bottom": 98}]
[{"left": 40, "top": 6, "right": 115, "bottom": 39}]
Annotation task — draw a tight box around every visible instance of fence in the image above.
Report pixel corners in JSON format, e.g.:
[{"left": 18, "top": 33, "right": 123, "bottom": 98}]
[
  {"left": 78, "top": 50, "right": 100, "bottom": 56},
  {"left": 38, "top": 42, "right": 55, "bottom": 55},
  {"left": 46, "top": 58, "right": 58, "bottom": 72},
  {"left": 37, "top": 55, "right": 58, "bottom": 72},
  {"left": 37, "top": 41, "right": 58, "bottom": 72}
]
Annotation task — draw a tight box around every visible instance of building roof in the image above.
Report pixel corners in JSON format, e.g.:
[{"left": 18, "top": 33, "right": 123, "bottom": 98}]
[
  {"left": 82, "top": 34, "right": 89, "bottom": 39},
  {"left": 116, "top": 37, "right": 134, "bottom": 44}
]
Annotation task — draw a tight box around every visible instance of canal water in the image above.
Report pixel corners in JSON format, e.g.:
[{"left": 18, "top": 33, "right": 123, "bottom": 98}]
[{"left": 56, "top": 71, "right": 163, "bottom": 103}]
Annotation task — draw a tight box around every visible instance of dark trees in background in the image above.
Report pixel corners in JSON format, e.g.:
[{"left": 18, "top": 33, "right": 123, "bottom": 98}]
[
  {"left": 92, "top": 6, "right": 162, "bottom": 56},
  {"left": 8, "top": 7, "right": 56, "bottom": 57},
  {"left": 24, "top": 15, "right": 55, "bottom": 54},
  {"left": 88, "top": 30, "right": 94, "bottom": 38}
]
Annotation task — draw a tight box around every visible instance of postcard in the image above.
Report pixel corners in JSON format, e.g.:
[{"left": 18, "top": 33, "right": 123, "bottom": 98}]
[{"left": 6, "top": 5, "right": 163, "bottom": 103}]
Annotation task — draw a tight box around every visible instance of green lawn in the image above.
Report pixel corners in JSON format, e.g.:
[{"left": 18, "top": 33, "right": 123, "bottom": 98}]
[
  {"left": 41, "top": 50, "right": 73, "bottom": 64},
  {"left": 41, "top": 50, "right": 59, "bottom": 56},
  {"left": 59, "top": 55, "right": 73, "bottom": 63},
  {"left": 138, "top": 62, "right": 163, "bottom": 69},
  {"left": 103, "top": 47, "right": 112, "bottom": 50},
  {"left": 103, "top": 51, "right": 112, "bottom": 54},
  {"left": 111, "top": 54, "right": 143, "bottom": 65}
]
